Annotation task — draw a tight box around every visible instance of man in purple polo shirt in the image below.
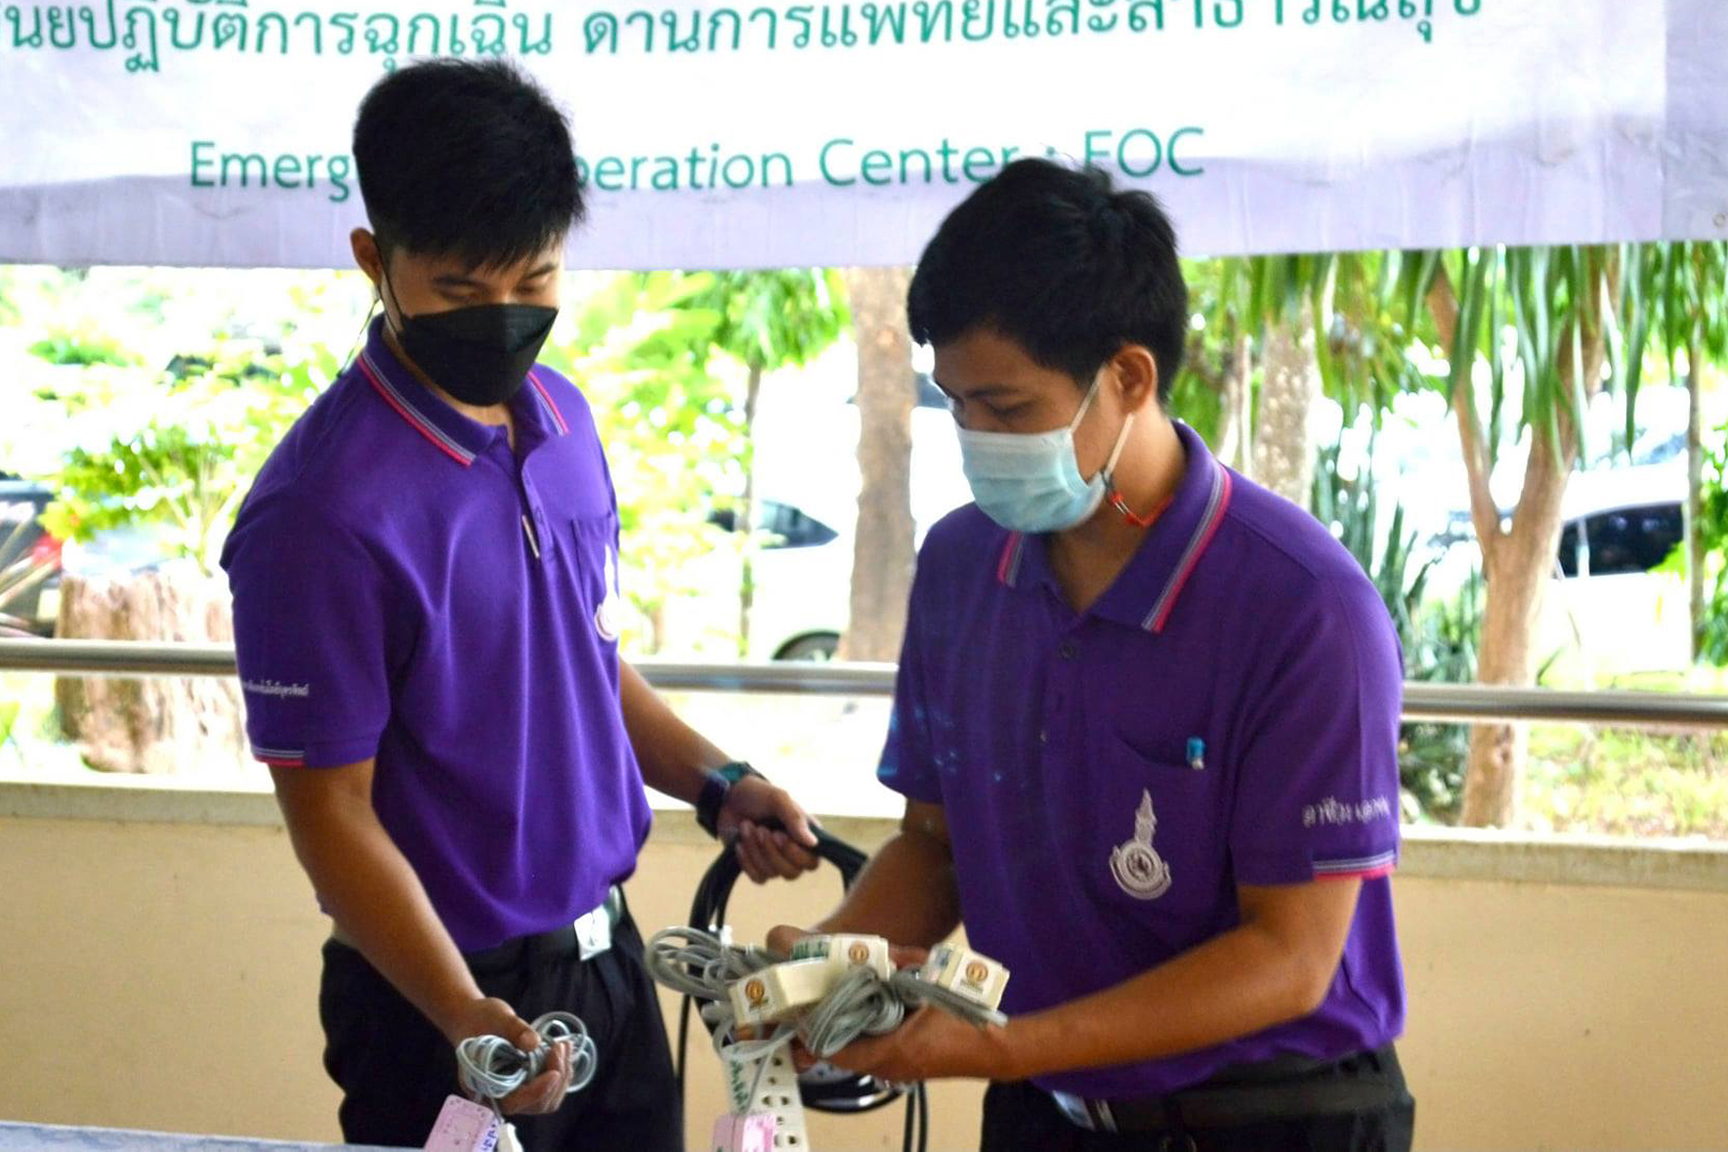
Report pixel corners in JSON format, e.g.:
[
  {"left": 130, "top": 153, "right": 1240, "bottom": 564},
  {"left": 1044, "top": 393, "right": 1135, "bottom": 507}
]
[
  {"left": 221, "top": 60, "right": 820, "bottom": 1149},
  {"left": 771, "top": 160, "right": 1415, "bottom": 1149}
]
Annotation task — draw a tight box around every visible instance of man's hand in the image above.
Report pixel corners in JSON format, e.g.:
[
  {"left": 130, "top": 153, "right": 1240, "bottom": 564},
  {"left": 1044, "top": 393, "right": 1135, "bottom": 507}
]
[
  {"left": 825, "top": 1005, "right": 1015, "bottom": 1083},
  {"left": 722, "top": 778, "right": 822, "bottom": 882},
  {"left": 443, "top": 997, "right": 574, "bottom": 1117},
  {"left": 764, "top": 924, "right": 934, "bottom": 1072}
]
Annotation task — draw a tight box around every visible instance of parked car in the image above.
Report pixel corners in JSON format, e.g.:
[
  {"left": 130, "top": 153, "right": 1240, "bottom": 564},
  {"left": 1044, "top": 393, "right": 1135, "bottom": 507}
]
[
  {"left": 0, "top": 473, "right": 62, "bottom": 637},
  {"left": 688, "top": 372, "right": 971, "bottom": 662},
  {"left": 1426, "top": 461, "right": 1691, "bottom": 673},
  {"left": 1544, "top": 464, "right": 1690, "bottom": 672},
  {"left": 1, "top": 465, "right": 180, "bottom": 638}
]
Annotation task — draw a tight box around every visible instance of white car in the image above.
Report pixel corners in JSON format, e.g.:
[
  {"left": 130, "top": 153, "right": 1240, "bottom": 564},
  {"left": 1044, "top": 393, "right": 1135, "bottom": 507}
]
[
  {"left": 1542, "top": 464, "right": 1690, "bottom": 673},
  {"left": 741, "top": 373, "right": 971, "bottom": 661},
  {"left": 657, "top": 362, "right": 971, "bottom": 662},
  {"left": 1426, "top": 460, "right": 1691, "bottom": 675}
]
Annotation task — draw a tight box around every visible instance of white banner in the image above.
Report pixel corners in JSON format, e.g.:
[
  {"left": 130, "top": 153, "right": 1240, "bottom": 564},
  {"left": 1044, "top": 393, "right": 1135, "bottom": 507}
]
[{"left": 1, "top": 0, "right": 1725, "bottom": 269}]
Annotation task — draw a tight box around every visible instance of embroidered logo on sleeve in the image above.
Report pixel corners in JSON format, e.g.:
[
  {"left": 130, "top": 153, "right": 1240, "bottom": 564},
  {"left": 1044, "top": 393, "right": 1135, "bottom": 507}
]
[
  {"left": 1303, "top": 795, "right": 1394, "bottom": 828},
  {"left": 1110, "top": 790, "right": 1173, "bottom": 900},
  {"left": 241, "top": 679, "right": 311, "bottom": 699}
]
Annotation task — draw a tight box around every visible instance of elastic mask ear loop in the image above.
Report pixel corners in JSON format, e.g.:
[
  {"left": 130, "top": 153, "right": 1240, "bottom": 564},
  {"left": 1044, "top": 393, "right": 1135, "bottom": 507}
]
[
  {"left": 1100, "top": 411, "right": 1136, "bottom": 486},
  {"left": 1103, "top": 411, "right": 1176, "bottom": 529},
  {"left": 1068, "top": 369, "right": 1107, "bottom": 433},
  {"left": 335, "top": 297, "right": 379, "bottom": 378},
  {"left": 377, "top": 258, "right": 409, "bottom": 343}
]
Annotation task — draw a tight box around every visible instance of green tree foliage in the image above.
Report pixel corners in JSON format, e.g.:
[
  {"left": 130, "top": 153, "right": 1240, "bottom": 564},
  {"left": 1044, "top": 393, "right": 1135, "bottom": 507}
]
[
  {"left": 36, "top": 342, "right": 335, "bottom": 575},
  {"left": 1684, "top": 426, "right": 1728, "bottom": 664},
  {"left": 542, "top": 269, "right": 848, "bottom": 654}
]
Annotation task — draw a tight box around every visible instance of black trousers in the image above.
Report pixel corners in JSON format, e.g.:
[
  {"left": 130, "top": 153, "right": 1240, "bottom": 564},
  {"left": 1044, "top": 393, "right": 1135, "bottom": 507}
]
[
  {"left": 318, "top": 907, "right": 681, "bottom": 1151},
  {"left": 981, "top": 1048, "right": 1415, "bottom": 1152}
]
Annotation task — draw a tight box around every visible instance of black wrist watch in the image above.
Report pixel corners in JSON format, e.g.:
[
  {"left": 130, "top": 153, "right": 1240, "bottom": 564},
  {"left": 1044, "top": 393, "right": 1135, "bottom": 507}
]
[{"left": 696, "top": 761, "right": 764, "bottom": 838}]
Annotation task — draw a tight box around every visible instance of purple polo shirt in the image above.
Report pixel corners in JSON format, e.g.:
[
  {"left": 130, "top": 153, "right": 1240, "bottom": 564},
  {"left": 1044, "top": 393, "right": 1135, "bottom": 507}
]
[
  {"left": 878, "top": 420, "right": 1405, "bottom": 1099},
  {"left": 220, "top": 318, "right": 651, "bottom": 952}
]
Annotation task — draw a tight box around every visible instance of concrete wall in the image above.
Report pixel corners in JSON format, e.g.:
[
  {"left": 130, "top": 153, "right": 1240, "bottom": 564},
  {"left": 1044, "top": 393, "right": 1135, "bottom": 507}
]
[{"left": 3, "top": 780, "right": 1726, "bottom": 1150}]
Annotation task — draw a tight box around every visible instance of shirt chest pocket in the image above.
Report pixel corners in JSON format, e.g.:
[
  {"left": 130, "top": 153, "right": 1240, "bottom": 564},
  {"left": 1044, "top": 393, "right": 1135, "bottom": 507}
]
[
  {"left": 564, "top": 512, "right": 623, "bottom": 648},
  {"left": 1078, "top": 733, "right": 1228, "bottom": 920}
]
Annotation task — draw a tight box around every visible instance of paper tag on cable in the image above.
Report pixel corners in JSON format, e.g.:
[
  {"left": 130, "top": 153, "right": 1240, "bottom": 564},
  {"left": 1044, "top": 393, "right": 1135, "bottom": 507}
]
[
  {"left": 423, "top": 1095, "right": 501, "bottom": 1152},
  {"left": 711, "top": 1111, "right": 777, "bottom": 1152}
]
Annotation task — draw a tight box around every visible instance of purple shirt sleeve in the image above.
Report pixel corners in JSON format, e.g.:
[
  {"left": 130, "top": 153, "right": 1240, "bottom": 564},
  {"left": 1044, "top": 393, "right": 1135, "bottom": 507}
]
[
  {"left": 1228, "top": 578, "right": 1405, "bottom": 885},
  {"left": 226, "top": 499, "right": 394, "bottom": 769}
]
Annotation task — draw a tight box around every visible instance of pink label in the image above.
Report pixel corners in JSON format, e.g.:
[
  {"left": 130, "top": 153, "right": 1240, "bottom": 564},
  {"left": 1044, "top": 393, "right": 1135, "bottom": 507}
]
[
  {"left": 423, "top": 1095, "right": 501, "bottom": 1152},
  {"left": 710, "top": 1112, "right": 777, "bottom": 1152}
]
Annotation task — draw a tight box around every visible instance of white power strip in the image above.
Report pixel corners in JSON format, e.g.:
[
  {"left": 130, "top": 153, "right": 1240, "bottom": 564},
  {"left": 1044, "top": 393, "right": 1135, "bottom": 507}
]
[
  {"left": 646, "top": 928, "right": 1012, "bottom": 1152},
  {"left": 717, "top": 1050, "right": 809, "bottom": 1152},
  {"left": 790, "top": 934, "right": 894, "bottom": 981},
  {"left": 729, "top": 958, "right": 832, "bottom": 1028},
  {"left": 730, "top": 934, "right": 894, "bottom": 1028}
]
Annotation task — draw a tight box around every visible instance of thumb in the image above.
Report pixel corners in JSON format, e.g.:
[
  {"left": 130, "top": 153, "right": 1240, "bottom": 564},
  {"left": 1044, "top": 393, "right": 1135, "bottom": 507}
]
[
  {"left": 765, "top": 923, "right": 810, "bottom": 955},
  {"left": 775, "top": 794, "right": 819, "bottom": 847}
]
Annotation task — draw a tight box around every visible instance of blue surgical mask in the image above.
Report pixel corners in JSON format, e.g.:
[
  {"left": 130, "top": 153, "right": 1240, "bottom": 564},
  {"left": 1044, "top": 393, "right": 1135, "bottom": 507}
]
[{"left": 957, "top": 371, "right": 1135, "bottom": 534}]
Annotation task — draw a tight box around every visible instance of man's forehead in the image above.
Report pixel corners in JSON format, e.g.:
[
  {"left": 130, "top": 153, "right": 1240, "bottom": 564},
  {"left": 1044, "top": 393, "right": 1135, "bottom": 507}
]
[
  {"left": 400, "top": 243, "right": 564, "bottom": 281},
  {"left": 934, "top": 330, "right": 1053, "bottom": 391}
]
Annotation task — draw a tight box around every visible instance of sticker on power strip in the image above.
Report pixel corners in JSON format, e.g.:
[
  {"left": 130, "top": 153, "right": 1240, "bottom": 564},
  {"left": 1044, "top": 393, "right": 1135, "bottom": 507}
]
[
  {"left": 423, "top": 1095, "right": 501, "bottom": 1152},
  {"left": 923, "top": 944, "right": 1010, "bottom": 1012}
]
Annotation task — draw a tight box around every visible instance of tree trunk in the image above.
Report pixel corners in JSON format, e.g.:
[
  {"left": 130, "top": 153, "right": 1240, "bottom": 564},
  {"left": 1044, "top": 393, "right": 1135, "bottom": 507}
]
[
  {"left": 738, "top": 362, "right": 763, "bottom": 656},
  {"left": 1430, "top": 271, "right": 1603, "bottom": 825},
  {"left": 1427, "top": 269, "right": 1602, "bottom": 827},
  {"left": 54, "top": 561, "right": 247, "bottom": 774},
  {"left": 1460, "top": 436, "right": 1568, "bottom": 826},
  {"left": 1686, "top": 340, "right": 1706, "bottom": 662},
  {"left": 1251, "top": 306, "right": 1320, "bottom": 506},
  {"left": 1215, "top": 333, "right": 1253, "bottom": 472},
  {"left": 837, "top": 266, "right": 917, "bottom": 663}
]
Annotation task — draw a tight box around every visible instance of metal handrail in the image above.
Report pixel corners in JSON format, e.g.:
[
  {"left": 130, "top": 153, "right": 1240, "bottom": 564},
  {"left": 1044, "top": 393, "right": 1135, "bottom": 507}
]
[{"left": 2, "top": 638, "right": 1726, "bottom": 728}]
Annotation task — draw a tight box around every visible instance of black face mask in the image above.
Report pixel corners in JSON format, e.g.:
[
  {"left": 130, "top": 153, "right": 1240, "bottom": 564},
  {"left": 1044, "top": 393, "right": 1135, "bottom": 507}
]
[{"left": 382, "top": 270, "right": 557, "bottom": 407}]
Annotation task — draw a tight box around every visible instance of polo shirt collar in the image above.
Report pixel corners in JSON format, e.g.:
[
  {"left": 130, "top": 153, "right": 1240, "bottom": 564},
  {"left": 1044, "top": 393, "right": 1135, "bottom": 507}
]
[
  {"left": 998, "top": 420, "right": 1233, "bottom": 634},
  {"left": 355, "top": 316, "right": 570, "bottom": 467}
]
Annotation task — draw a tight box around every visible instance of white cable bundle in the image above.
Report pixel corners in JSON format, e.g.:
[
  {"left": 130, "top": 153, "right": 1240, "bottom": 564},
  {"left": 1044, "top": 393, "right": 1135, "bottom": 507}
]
[
  {"left": 647, "top": 928, "right": 1007, "bottom": 1071},
  {"left": 456, "top": 1011, "right": 599, "bottom": 1106}
]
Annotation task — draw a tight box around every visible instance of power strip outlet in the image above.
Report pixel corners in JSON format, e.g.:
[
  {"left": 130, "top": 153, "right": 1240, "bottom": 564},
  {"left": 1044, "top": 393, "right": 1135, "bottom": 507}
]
[
  {"left": 922, "top": 944, "right": 1010, "bottom": 1013},
  {"left": 722, "top": 1052, "right": 809, "bottom": 1151}
]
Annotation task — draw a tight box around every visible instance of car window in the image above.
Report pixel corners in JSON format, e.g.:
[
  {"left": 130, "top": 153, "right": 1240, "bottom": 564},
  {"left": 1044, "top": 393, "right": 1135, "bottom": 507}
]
[
  {"left": 1571, "top": 503, "right": 1683, "bottom": 577},
  {"left": 759, "top": 501, "right": 839, "bottom": 550},
  {"left": 1558, "top": 521, "right": 1581, "bottom": 578}
]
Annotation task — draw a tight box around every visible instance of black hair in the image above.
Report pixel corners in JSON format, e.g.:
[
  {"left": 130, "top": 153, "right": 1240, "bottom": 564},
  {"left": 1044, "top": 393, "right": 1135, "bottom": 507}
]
[
  {"left": 907, "top": 159, "right": 1188, "bottom": 403},
  {"left": 353, "top": 58, "right": 582, "bottom": 270}
]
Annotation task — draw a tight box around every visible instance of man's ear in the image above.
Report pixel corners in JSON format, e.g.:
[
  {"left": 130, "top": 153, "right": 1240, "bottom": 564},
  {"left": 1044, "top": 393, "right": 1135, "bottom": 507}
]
[
  {"left": 1111, "top": 345, "right": 1160, "bottom": 413},
  {"left": 350, "top": 228, "right": 384, "bottom": 290}
]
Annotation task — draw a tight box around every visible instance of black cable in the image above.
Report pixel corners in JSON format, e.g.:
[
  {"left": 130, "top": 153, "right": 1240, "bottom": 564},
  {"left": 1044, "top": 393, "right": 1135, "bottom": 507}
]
[{"left": 678, "top": 825, "right": 923, "bottom": 1150}]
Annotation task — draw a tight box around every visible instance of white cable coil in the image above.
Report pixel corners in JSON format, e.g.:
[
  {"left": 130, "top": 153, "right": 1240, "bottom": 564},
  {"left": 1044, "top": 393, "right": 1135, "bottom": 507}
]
[
  {"left": 456, "top": 1011, "right": 599, "bottom": 1105},
  {"left": 647, "top": 928, "right": 1007, "bottom": 1072}
]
